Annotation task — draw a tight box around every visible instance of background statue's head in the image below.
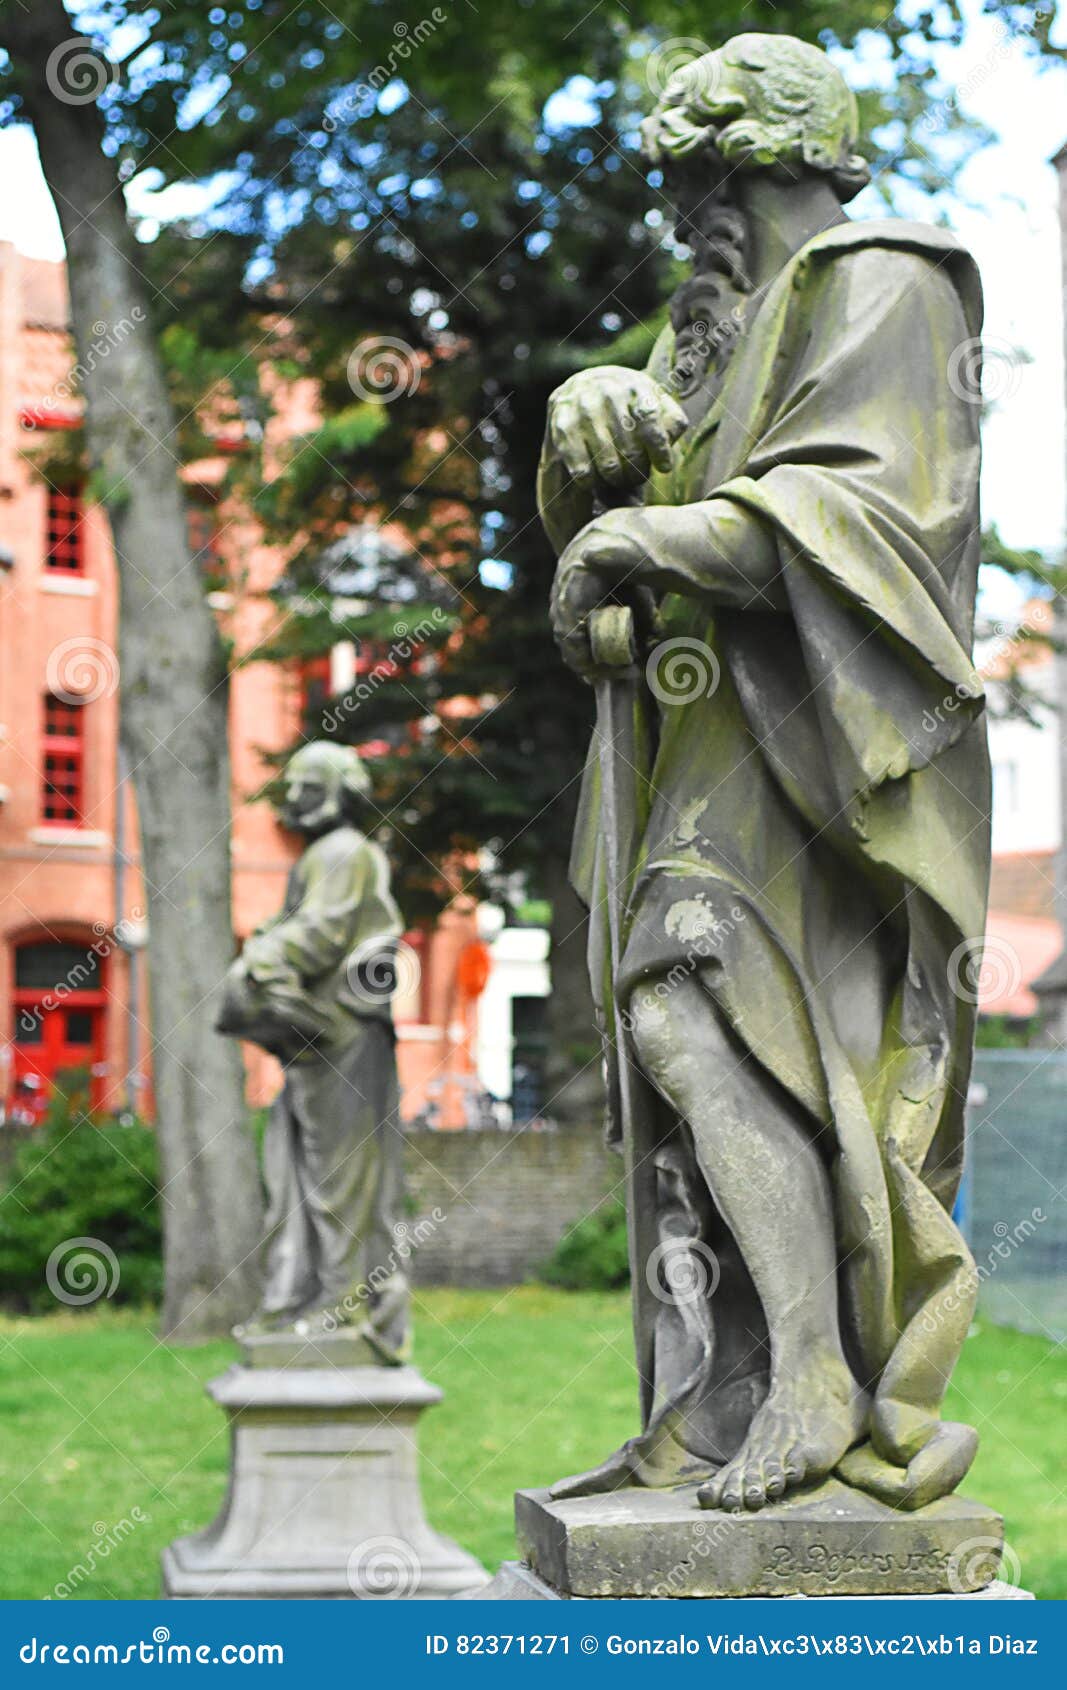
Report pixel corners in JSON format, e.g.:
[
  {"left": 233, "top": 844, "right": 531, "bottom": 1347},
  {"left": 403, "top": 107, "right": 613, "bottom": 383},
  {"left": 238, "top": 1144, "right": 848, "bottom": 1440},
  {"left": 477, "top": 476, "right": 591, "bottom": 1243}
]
[
  {"left": 641, "top": 32, "right": 870, "bottom": 204},
  {"left": 279, "top": 741, "right": 373, "bottom": 836}
]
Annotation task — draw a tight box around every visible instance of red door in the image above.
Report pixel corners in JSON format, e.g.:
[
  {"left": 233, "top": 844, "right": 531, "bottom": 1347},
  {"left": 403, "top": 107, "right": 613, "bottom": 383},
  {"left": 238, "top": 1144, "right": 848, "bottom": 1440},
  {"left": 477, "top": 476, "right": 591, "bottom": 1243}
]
[{"left": 9, "top": 940, "right": 107, "bottom": 1124}]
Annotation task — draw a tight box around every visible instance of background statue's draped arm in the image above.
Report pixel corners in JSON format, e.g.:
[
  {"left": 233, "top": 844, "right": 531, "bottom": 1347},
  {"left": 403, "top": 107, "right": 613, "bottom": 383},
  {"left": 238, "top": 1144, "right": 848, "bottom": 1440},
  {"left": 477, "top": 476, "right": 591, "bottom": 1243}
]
[{"left": 243, "top": 844, "right": 369, "bottom": 984}]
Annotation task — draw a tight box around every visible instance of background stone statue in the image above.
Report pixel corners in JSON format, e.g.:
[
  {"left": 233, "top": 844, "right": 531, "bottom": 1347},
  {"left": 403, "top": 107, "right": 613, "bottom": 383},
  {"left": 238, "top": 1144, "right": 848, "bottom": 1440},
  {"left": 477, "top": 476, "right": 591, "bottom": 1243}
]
[
  {"left": 169, "top": 746, "right": 488, "bottom": 1598},
  {"left": 216, "top": 740, "right": 408, "bottom": 1360},
  {"left": 541, "top": 34, "right": 991, "bottom": 1515}
]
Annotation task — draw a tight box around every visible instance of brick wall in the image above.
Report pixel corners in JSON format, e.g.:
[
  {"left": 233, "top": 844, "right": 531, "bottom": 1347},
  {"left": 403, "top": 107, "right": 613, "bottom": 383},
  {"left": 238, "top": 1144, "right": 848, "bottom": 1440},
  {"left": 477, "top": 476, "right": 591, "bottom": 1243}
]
[{"left": 403, "top": 1123, "right": 617, "bottom": 1286}]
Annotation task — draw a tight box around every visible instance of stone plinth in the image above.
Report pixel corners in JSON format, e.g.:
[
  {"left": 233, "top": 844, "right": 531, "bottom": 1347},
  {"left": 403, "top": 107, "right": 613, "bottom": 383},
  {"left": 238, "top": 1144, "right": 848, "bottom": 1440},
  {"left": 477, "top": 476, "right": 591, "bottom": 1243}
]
[
  {"left": 514, "top": 1481, "right": 1008, "bottom": 1599},
  {"left": 234, "top": 1323, "right": 384, "bottom": 1370},
  {"left": 474, "top": 1562, "right": 1033, "bottom": 1600},
  {"left": 161, "top": 1355, "right": 486, "bottom": 1599}
]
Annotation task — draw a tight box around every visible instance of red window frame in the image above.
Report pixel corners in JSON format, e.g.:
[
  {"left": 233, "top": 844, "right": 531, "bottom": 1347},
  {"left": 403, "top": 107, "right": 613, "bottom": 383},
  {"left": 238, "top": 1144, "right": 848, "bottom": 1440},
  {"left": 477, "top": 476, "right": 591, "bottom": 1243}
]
[
  {"left": 45, "top": 485, "right": 86, "bottom": 574},
  {"left": 41, "top": 694, "right": 85, "bottom": 825}
]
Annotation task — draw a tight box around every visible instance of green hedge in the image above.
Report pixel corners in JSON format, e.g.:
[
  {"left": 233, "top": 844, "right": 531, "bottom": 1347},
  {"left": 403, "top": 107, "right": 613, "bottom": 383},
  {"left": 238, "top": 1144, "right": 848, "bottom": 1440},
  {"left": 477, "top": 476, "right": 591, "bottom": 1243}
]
[
  {"left": 538, "top": 1197, "right": 630, "bottom": 1291},
  {"left": 0, "top": 1087, "right": 162, "bottom": 1312}
]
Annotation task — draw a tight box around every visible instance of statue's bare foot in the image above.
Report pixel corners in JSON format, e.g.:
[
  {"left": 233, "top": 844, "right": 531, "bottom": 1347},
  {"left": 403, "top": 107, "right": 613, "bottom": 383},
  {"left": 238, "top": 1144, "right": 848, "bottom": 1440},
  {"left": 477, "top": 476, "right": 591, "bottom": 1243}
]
[{"left": 697, "top": 1354, "right": 868, "bottom": 1512}]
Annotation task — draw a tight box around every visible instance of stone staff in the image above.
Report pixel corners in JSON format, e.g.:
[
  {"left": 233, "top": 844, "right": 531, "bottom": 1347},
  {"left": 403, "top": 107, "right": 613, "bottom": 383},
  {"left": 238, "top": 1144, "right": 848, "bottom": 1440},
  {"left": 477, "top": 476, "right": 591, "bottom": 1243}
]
[{"left": 588, "top": 603, "right": 661, "bottom": 1426}]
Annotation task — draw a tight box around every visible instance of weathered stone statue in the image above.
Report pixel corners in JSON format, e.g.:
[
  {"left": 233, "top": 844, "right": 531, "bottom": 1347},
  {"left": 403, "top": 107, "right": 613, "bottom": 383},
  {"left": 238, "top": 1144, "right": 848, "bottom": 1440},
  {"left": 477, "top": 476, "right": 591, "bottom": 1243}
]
[
  {"left": 164, "top": 740, "right": 486, "bottom": 1598},
  {"left": 502, "top": 33, "right": 1017, "bottom": 1599},
  {"left": 216, "top": 740, "right": 408, "bottom": 1358}
]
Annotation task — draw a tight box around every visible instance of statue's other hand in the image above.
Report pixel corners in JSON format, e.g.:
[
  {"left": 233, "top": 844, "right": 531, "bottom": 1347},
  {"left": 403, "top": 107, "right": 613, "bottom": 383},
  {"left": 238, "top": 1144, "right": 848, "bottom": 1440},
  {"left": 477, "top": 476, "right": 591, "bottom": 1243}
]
[
  {"left": 546, "top": 367, "right": 686, "bottom": 492},
  {"left": 550, "top": 515, "right": 659, "bottom": 678},
  {"left": 550, "top": 556, "right": 615, "bottom": 679}
]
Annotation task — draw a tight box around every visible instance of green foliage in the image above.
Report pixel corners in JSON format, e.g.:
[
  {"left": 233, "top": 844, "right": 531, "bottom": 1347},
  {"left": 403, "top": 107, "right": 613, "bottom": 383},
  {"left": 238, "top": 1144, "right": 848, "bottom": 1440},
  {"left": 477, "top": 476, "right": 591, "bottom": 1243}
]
[
  {"left": 976, "top": 1013, "right": 1039, "bottom": 1049},
  {"left": 0, "top": 1089, "right": 162, "bottom": 1313},
  {"left": 515, "top": 899, "right": 552, "bottom": 926},
  {"left": 983, "top": 522, "right": 1065, "bottom": 595},
  {"left": 539, "top": 1197, "right": 630, "bottom": 1291}
]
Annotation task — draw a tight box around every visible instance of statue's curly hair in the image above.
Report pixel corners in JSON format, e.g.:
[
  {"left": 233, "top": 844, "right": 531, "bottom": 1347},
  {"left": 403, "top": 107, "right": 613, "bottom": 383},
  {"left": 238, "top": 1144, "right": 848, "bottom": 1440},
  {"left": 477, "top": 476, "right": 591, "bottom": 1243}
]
[{"left": 645, "top": 33, "right": 871, "bottom": 205}]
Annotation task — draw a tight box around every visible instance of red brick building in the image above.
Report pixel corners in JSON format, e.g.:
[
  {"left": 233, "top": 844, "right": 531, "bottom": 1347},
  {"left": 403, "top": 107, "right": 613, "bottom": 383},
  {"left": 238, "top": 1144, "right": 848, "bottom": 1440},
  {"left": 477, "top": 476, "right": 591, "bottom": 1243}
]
[{"left": 0, "top": 243, "right": 490, "bottom": 1127}]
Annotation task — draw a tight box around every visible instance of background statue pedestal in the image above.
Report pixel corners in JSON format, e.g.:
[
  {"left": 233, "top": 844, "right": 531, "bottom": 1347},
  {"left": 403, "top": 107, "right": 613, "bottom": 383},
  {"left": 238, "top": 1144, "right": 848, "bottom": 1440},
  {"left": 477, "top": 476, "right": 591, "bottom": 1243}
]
[
  {"left": 466, "top": 1482, "right": 1031, "bottom": 1600},
  {"left": 161, "top": 1332, "right": 486, "bottom": 1599}
]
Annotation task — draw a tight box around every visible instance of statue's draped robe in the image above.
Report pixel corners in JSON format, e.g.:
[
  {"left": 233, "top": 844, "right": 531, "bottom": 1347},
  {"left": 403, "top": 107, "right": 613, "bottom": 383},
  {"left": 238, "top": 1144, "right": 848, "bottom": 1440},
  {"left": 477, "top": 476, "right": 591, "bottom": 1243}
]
[
  {"left": 218, "top": 827, "right": 407, "bottom": 1353},
  {"left": 569, "top": 223, "right": 990, "bottom": 1500}
]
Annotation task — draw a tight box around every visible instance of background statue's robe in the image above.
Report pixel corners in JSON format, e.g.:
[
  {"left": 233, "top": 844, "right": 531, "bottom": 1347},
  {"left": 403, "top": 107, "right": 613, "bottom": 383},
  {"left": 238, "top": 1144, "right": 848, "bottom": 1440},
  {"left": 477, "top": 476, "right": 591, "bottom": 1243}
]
[
  {"left": 570, "top": 221, "right": 990, "bottom": 1499},
  {"left": 217, "top": 826, "right": 407, "bottom": 1351}
]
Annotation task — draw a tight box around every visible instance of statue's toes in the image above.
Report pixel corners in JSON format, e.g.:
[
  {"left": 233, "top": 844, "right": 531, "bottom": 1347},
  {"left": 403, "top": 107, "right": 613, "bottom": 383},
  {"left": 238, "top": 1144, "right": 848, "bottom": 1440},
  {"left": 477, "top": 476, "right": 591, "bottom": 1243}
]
[
  {"left": 763, "top": 1457, "right": 787, "bottom": 1500},
  {"left": 696, "top": 1469, "right": 727, "bottom": 1510},
  {"left": 717, "top": 1463, "right": 749, "bottom": 1512},
  {"left": 783, "top": 1444, "right": 809, "bottom": 1488},
  {"left": 742, "top": 1469, "right": 769, "bottom": 1511}
]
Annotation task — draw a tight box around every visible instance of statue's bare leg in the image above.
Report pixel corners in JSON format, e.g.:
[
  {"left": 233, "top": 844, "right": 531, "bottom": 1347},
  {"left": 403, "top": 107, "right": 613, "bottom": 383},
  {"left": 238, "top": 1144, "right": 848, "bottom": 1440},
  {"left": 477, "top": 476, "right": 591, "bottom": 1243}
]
[{"left": 628, "top": 978, "right": 868, "bottom": 1511}]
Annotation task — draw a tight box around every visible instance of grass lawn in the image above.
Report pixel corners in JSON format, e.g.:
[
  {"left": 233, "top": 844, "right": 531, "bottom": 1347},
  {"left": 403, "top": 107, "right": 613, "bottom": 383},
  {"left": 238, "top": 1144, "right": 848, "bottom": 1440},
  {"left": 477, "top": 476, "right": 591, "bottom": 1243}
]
[{"left": 0, "top": 1288, "right": 1064, "bottom": 1599}]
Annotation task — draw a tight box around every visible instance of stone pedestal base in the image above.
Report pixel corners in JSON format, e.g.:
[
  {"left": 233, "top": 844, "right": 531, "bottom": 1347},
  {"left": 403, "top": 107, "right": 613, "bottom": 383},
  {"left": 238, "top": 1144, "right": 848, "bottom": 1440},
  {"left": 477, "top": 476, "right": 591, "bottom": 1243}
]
[
  {"left": 512, "top": 1480, "right": 1011, "bottom": 1599},
  {"left": 473, "top": 1563, "right": 1033, "bottom": 1600},
  {"left": 161, "top": 1358, "right": 486, "bottom": 1599}
]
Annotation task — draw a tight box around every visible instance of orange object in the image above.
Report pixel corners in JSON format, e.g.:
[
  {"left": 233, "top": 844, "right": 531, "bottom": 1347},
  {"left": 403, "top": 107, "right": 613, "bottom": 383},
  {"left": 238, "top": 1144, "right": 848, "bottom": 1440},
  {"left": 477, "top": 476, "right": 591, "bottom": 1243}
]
[{"left": 456, "top": 939, "right": 491, "bottom": 999}]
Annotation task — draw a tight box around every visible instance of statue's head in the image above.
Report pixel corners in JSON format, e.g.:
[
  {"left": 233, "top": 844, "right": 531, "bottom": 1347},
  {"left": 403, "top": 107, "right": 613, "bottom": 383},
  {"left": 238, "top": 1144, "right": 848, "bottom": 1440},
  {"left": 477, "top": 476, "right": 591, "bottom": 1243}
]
[
  {"left": 640, "top": 33, "right": 870, "bottom": 204},
  {"left": 279, "top": 741, "right": 373, "bottom": 836}
]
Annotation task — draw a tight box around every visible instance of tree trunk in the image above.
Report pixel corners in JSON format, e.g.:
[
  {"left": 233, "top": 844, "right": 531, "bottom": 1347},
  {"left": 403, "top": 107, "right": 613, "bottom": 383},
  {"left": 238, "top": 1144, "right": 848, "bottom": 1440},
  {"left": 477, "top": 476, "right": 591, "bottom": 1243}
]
[{"left": 3, "top": 1, "right": 263, "bottom": 1339}]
